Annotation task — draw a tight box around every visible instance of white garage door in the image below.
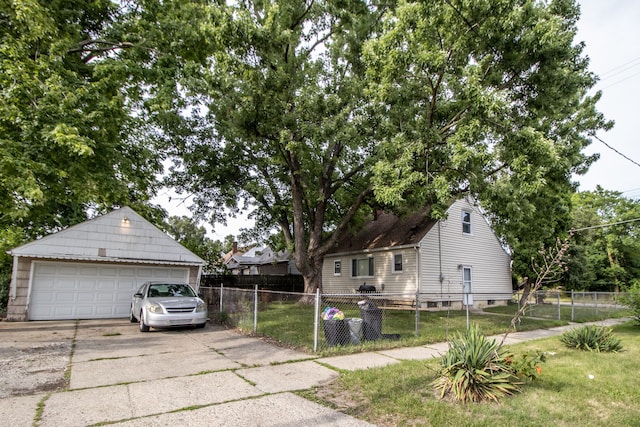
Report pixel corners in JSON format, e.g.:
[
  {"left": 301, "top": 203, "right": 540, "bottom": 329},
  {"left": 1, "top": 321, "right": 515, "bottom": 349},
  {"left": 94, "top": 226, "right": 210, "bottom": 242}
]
[{"left": 29, "top": 261, "right": 190, "bottom": 320}]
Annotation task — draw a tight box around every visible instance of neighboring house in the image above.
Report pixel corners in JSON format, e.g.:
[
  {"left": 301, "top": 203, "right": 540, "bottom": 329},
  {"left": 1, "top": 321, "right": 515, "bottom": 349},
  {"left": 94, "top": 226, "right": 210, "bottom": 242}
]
[
  {"left": 322, "top": 198, "right": 512, "bottom": 309},
  {"left": 7, "top": 207, "right": 205, "bottom": 321},
  {"left": 225, "top": 246, "right": 301, "bottom": 276}
]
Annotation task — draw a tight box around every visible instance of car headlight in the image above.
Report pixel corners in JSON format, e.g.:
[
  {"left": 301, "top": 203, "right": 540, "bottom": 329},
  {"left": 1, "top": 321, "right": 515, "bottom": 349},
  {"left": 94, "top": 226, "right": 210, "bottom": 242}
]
[
  {"left": 196, "top": 301, "right": 207, "bottom": 313},
  {"left": 147, "top": 303, "right": 163, "bottom": 313}
]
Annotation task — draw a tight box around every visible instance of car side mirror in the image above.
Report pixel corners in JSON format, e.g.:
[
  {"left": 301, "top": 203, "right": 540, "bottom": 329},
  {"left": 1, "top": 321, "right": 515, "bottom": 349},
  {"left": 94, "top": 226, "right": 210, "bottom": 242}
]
[{"left": 134, "top": 292, "right": 143, "bottom": 298}]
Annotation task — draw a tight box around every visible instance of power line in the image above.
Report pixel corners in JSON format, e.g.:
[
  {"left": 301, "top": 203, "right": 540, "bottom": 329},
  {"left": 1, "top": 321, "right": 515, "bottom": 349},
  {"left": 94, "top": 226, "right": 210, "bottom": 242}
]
[
  {"left": 570, "top": 217, "right": 640, "bottom": 232},
  {"left": 589, "top": 133, "right": 640, "bottom": 169},
  {"left": 599, "top": 69, "right": 640, "bottom": 90},
  {"left": 599, "top": 56, "right": 640, "bottom": 79}
]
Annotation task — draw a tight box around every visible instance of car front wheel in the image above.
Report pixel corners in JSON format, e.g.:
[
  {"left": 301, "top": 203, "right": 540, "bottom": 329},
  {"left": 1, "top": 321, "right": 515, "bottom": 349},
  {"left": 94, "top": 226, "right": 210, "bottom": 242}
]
[{"left": 139, "top": 311, "right": 150, "bottom": 332}]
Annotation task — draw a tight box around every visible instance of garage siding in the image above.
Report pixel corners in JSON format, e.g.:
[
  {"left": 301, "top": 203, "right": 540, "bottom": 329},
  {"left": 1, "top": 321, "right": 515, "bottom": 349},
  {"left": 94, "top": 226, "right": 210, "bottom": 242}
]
[{"left": 29, "top": 262, "right": 190, "bottom": 320}]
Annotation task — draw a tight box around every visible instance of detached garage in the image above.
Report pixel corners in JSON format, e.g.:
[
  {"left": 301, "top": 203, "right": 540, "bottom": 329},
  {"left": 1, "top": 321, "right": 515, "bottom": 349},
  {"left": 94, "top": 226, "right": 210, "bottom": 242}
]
[{"left": 6, "top": 207, "right": 205, "bottom": 321}]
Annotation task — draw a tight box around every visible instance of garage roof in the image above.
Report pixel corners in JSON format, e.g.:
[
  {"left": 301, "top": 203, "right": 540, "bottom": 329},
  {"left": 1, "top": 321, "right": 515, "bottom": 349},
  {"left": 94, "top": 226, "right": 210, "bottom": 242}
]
[{"left": 10, "top": 207, "right": 204, "bottom": 266}]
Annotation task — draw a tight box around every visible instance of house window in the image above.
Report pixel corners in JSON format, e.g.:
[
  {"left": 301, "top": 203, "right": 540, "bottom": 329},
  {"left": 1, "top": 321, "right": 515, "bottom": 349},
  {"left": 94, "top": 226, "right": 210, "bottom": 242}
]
[
  {"left": 334, "top": 260, "right": 341, "bottom": 276},
  {"left": 393, "top": 254, "right": 403, "bottom": 273},
  {"left": 351, "top": 257, "right": 374, "bottom": 277},
  {"left": 462, "top": 210, "right": 472, "bottom": 234}
]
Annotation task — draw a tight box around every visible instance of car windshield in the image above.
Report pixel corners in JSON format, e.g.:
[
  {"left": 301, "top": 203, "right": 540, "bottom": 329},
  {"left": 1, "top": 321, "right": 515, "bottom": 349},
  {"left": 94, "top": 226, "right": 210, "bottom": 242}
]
[{"left": 147, "top": 284, "right": 195, "bottom": 298}]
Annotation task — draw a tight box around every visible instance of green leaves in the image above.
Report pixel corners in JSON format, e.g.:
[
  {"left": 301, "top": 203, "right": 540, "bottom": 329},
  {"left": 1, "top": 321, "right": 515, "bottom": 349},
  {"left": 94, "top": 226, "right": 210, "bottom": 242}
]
[
  {"left": 566, "top": 188, "right": 640, "bottom": 291},
  {"left": 560, "top": 325, "right": 624, "bottom": 353},
  {"left": 363, "top": 0, "right": 609, "bottom": 281},
  {"left": 46, "top": 124, "right": 94, "bottom": 156},
  {"left": 1, "top": 0, "right": 162, "bottom": 235},
  {"left": 433, "top": 324, "right": 547, "bottom": 403},
  {"left": 432, "top": 325, "right": 521, "bottom": 403}
]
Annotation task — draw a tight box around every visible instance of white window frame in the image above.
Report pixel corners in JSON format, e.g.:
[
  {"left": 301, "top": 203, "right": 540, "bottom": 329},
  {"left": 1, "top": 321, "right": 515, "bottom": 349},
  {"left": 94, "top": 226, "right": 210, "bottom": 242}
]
[
  {"left": 351, "top": 257, "right": 374, "bottom": 278},
  {"left": 392, "top": 253, "right": 403, "bottom": 273},
  {"left": 462, "top": 210, "right": 472, "bottom": 235},
  {"left": 334, "top": 260, "right": 342, "bottom": 276}
]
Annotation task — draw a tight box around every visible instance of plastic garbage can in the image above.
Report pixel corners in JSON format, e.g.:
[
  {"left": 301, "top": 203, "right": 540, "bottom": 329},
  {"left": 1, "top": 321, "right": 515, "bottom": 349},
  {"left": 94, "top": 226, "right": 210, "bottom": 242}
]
[
  {"left": 360, "top": 308, "right": 382, "bottom": 340},
  {"left": 323, "top": 319, "right": 350, "bottom": 346},
  {"left": 347, "top": 318, "right": 363, "bottom": 344},
  {"left": 359, "top": 302, "right": 382, "bottom": 341}
]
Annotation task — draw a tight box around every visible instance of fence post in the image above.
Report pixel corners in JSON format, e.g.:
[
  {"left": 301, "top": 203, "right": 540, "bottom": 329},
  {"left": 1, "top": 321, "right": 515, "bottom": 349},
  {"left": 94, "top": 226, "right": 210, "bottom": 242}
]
[
  {"left": 220, "top": 284, "right": 224, "bottom": 314},
  {"left": 253, "top": 285, "right": 258, "bottom": 333},
  {"left": 571, "top": 290, "right": 574, "bottom": 322},
  {"left": 313, "top": 288, "right": 320, "bottom": 353},
  {"left": 557, "top": 292, "right": 561, "bottom": 320},
  {"left": 595, "top": 291, "right": 598, "bottom": 317}
]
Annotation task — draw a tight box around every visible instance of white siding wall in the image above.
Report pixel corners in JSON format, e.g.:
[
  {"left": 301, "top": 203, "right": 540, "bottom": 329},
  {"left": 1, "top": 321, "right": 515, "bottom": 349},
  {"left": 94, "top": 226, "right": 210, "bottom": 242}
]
[
  {"left": 322, "top": 198, "right": 512, "bottom": 306},
  {"left": 420, "top": 199, "right": 512, "bottom": 304},
  {"left": 322, "top": 247, "right": 418, "bottom": 294}
]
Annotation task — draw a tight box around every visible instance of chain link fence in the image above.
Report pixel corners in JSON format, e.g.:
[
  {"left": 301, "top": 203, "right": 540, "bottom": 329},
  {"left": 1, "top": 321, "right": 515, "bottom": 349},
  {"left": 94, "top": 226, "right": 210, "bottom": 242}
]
[
  {"left": 513, "top": 290, "right": 630, "bottom": 322},
  {"left": 199, "top": 286, "right": 631, "bottom": 352}
]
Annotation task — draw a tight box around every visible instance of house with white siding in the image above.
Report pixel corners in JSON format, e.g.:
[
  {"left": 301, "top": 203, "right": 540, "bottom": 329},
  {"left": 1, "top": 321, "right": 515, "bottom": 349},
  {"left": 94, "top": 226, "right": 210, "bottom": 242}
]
[
  {"left": 321, "top": 198, "right": 513, "bottom": 309},
  {"left": 7, "top": 207, "right": 205, "bottom": 321}
]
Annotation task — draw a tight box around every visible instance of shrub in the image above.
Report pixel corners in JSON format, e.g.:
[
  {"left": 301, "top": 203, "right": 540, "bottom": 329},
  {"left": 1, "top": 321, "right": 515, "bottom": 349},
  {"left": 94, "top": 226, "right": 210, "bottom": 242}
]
[
  {"left": 560, "top": 325, "right": 623, "bottom": 352},
  {"left": 212, "top": 311, "right": 232, "bottom": 325},
  {"left": 431, "top": 325, "right": 545, "bottom": 403},
  {"left": 620, "top": 283, "right": 640, "bottom": 325},
  {"left": 507, "top": 350, "right": 547, "bottom": 380}
]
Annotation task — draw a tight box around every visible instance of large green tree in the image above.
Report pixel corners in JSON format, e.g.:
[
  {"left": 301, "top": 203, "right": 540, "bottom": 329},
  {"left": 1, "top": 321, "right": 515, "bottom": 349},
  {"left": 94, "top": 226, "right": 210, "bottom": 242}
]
[
  {"left": 0, "top": 0, "right": 163, "bottom": 236},
  {"left": 162, "top": 0, "right": 384, "bottom": 292},
  {"left": 363, "top": 0, "right": 609, "bottom": 282},
  {"left": 76, "top": 0, "right": 608, "bottom": 296},
  {"left": 0, "top": 0, "right": 168, "bottom": 311},
  {"left": 566, "top": 188, "right": 640, "bottom": 292}
]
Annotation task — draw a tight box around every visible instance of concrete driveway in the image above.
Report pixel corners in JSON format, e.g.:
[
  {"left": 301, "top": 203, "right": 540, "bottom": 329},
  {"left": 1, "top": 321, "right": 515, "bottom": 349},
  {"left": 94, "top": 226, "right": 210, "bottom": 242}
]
[{"left": 0, "top": 319, "right": 374, "bottom": 427}]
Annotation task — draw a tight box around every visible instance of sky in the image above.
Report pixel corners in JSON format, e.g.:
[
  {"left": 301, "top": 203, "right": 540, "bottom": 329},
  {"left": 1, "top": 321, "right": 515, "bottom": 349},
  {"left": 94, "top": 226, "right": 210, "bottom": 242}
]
[
  {"left": 153, "top": 0, "right": 640, "bottom": 239},
  {"left": 575, "top": 0, "right": 640, "bottom": 197}
]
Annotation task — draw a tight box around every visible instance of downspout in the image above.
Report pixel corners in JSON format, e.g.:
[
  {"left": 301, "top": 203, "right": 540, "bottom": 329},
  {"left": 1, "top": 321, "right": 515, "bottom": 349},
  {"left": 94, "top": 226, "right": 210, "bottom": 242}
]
[
  {"left": 10, "top": 255, "right": 18, "bottom": 300},
  {"left": 415, "top": 244, "right": 421, "bottom": 337},
  {"left": 438, "top": 222, "right": 444, "bottom": 297}
]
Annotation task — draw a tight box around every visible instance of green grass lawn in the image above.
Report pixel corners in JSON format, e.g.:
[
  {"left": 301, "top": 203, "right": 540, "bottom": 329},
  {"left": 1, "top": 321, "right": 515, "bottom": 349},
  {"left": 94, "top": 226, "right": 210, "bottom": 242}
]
[
  {"left": 300, "top": 322, "right": 640, "bottom": 427},
  {"left": 234, "top": 301, "right": 568, "bottom": 355}
]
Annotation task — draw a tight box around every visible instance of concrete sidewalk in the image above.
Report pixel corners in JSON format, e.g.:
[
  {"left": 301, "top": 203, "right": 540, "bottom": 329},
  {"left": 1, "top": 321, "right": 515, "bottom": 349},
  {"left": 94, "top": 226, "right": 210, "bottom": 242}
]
[{"left": 0, "top": 317, "right": 630, "bottom": 427}]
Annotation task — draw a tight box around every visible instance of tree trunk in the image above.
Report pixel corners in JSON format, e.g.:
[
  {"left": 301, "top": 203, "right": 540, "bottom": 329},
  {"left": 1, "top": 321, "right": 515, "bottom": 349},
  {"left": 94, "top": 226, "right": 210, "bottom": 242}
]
[
  {"left": 302, "top": 269, "right": 323, "bottom": 295},
  {"left": 296, "top": 256, "right": 323, "bottom": 304}
]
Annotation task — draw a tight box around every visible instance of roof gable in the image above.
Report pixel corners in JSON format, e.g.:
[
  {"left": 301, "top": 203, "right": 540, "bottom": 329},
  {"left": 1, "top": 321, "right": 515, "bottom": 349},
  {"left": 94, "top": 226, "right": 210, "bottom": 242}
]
[{"left": 10, "top": 207, "right": 204, "bottom": 265}]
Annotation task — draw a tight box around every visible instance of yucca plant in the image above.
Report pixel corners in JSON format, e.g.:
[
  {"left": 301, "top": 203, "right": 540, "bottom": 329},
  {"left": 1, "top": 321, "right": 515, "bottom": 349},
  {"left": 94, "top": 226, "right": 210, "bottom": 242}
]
[
  {"left": 560, "top": 325, "right": 623, "bottom": 352},
  {"left": 432, "top": 325, "right": 520, "bottom": 403}
]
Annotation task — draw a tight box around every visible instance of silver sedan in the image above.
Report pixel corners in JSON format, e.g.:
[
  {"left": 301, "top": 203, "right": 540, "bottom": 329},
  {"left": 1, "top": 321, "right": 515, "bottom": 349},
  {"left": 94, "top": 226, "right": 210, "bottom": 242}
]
[{"left": 130, "top": 282, "right": 208, "bottom": 332}]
